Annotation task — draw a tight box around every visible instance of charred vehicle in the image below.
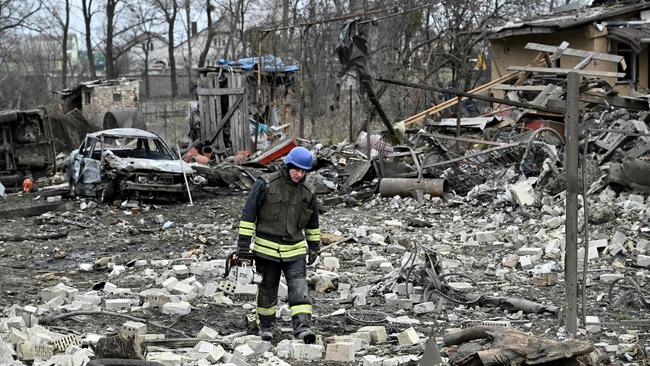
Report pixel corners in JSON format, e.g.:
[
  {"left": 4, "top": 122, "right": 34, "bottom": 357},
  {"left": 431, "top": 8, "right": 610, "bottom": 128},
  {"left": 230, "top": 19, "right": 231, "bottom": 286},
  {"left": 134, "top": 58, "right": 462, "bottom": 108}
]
[
  {"left": 0, "top": 108, "right": 56, "bottom": 189},
  {"left": 68, "top": 128, "right": 193, "bottom": 202}
]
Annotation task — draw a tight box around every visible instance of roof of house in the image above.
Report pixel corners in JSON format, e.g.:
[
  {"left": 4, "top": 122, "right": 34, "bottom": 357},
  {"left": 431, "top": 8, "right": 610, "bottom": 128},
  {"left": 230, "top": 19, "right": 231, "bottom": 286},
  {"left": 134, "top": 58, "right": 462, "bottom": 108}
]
[
  {"left": 59, "top": 79, "right": 139, "bottom": 97},
  {"left": 488, "top": 1, "right": 650, "bottom": 39}
]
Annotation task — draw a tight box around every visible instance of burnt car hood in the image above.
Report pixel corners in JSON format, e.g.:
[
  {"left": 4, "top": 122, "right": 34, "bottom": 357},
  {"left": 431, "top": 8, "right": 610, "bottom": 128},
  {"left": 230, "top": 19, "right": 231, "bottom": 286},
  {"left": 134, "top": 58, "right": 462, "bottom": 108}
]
[{"left": 103, "top": 151, "right": 194, "bottom": 175}]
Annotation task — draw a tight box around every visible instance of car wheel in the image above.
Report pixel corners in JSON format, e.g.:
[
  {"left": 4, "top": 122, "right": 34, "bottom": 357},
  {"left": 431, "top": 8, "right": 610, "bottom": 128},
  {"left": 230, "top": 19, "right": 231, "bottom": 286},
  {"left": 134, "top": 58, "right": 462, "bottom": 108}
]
[{"left": 101, "top": 179, "right": 119, "bottom": 203}]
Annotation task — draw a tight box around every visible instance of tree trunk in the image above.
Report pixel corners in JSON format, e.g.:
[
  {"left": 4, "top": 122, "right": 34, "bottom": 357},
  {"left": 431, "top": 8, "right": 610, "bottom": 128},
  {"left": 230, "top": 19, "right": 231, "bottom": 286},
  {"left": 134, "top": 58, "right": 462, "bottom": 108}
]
[
  {"left": 198, "top": 0, "right": 214, "bottom": 68},
  {"left": 185, "top": 0, "right": 192, "bottom": 94},
  {"left": 143, "top": 37, "right": 150, "bottom": 98},
  {"left": 61, "top": 0, "right": 70, "bottom": 89},
  {"left": 106, "top": 0, "right": 118, "bottom": 79},
  {"left": 81, "top": 0, "right": 96, "bottom": 79}
]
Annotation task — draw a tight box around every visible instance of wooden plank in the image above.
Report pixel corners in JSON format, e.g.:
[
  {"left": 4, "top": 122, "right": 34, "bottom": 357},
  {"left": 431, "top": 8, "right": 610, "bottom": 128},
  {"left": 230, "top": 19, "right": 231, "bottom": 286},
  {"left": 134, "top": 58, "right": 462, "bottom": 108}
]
[
  {"left": 525, "top": 42, "right": 624, "bottom": 64},
  {"left": 402, "top": 71, "right": 520, "bottom": 126},
  {"left": 506, "top": 65, "right": 625, "bottom": 78},
  {"left": 209, "top": 74, "right": 219, "bottom": 148},
  {"left": 196, "top": 87, "right": 245, "bottom": 96},
  {"left": 550, "top": 41, "right": 570, "bottom": 62},
  {"left": 490, "top": 84, "right": 548, "bottom": 91},
  {"left": 198, "top": 76, "right": 207, "bottom": 142},
  {"left": 242, "top": 86, "right": 251, "bottom": 151},
  {"left": 215, "top": 74, "right": 223, "bottom": 146},
  {"left": 573, "top": 54, "right": 593, "bottom": 70}
]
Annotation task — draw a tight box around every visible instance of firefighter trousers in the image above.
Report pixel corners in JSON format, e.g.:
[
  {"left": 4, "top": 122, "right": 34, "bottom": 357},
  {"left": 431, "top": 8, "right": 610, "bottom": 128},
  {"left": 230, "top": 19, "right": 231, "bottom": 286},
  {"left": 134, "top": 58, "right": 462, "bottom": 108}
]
[{"left": 255, "top": 257, "right": 312, "bottom": 336}]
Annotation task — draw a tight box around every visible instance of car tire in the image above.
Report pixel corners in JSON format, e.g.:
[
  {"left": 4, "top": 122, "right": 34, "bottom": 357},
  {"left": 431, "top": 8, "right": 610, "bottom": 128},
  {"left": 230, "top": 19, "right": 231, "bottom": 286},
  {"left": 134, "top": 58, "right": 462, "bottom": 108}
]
[{"left": 101, "top": 179, "right": 119, "bottom": 203}]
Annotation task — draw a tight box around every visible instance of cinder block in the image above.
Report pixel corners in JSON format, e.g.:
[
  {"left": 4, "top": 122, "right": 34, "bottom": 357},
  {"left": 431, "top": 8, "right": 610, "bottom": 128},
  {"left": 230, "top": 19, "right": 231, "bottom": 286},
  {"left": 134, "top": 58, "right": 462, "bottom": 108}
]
[
  {"left": 599, "top": 273, "right": 624, "bottom": 283},
  {"left": 365, "top": 257, "right": 389, "bottom": 269},
  {"left": 233, "top": 344, "right": 256, "bottom": 361},
  {"left": 275, "top": 339, "right": 293, "bottom": 358},
  {"left": 8, "top": 328, "right": 29, "bottom": 344},
  {"left": 518, "top": 255, "right": 533, "bottom": 270},
  {"left": 332, "top": 335, "right": 367, "bottom": 352},
  {"left": 413, "top": 302, "right": 435, "bottom": 315},
  {"left": 518, "top": 247, "right": 543, "bottom": 259},
  {"left": 325, "top": 342, "right": 355, "bottom": 362},
  {"left": 397, "top": 327, "right": 418, "bottom": 346},
  {"left": 196, "top": 326, "right": 219, "bottom": 340},
  {"left": 162, "top": 301, "right": 191, "bottom": 315},
  {"left": 475, "top": 231, "right": 496, "bottom": 243},
  {"left": 105, "top": 299, "right": 132, "bottom": 312},
  {"left": 637, "top": 254, "right": 650, "bottom": 267},
  {"left": 357, "top": 326, "right": 387, "bottom": 344},
  {"left": 162, "top": 277, "right": 179, "bottom": 290},
  {"left": 291, "top": 343, "right": 323, "bottom": 360},
  {"left": 384, "top": 293, "right": 399, "bottom": 306},
  {"left": 206, "top": 344, "right": 226, "bottom": 362},
  {"left": 122, "top": 321, "right": 147, "bottom": 336},
  {"left": 363, "top": 355, "right": 384, "bottom": 366},
  {"left": 379, "top": 262, "right": 394, "bottom": 273},
  {"left": 171, "top": 283, "right": 197, "bottom": 299}
]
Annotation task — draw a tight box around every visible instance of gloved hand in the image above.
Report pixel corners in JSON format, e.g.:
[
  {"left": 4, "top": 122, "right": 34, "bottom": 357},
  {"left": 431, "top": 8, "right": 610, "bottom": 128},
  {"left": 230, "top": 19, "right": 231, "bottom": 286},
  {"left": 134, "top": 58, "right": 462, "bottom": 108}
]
[
  {"left": 237, "top": 249, "right": 254, "bottom": 260},
  {"left": 307, "top": 248, "right": 319, "bottom": 265},
  {"left": 237, "top": 238, "right": 254, "bottom": 259}
]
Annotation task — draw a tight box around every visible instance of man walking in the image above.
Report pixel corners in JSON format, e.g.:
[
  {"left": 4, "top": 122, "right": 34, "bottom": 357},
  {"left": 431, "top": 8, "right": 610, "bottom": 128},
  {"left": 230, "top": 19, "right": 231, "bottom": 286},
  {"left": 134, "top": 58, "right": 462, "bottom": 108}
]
[{"left": 237, "top": 146, "right": 320, "bottom": 343}]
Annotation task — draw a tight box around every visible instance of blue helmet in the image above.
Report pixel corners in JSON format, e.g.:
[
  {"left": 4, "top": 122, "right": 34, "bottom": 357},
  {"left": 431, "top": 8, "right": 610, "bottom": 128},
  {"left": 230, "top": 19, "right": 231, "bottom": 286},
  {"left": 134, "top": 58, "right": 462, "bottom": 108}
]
[{"left": 283, "top": 146, "right": 313, "bottom": 170}]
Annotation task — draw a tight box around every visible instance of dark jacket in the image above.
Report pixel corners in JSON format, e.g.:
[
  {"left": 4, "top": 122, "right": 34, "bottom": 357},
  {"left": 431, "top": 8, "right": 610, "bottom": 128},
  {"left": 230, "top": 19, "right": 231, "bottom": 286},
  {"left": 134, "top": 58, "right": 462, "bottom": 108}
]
[{"left": 238, "top": 168, "right": 320, "bottom": 262}]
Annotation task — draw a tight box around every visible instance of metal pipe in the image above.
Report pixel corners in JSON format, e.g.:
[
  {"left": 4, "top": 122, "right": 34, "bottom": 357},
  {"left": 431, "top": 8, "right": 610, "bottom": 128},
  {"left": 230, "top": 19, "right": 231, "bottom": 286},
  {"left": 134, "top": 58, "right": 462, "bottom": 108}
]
[{"left": 379, "top": 178, "right": 446, "bottom": 198}]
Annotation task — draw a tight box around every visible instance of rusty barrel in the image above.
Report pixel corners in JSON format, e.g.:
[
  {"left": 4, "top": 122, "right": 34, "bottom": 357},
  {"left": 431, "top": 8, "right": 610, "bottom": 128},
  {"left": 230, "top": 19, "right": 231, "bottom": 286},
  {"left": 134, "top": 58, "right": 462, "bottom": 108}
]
[{"left": 379, "top": 178, "right": 447, "bottom": 198}]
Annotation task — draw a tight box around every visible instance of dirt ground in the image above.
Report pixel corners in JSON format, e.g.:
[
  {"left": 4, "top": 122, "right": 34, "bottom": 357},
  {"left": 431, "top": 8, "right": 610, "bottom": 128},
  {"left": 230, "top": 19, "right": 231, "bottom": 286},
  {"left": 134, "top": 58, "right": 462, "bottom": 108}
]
[{"left": 0, "top": 190, "right": 648, "bottom": 364}]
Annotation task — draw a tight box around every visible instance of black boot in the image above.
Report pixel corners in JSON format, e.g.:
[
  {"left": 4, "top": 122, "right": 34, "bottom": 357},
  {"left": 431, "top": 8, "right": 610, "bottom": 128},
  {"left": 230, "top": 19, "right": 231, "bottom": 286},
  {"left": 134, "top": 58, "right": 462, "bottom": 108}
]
[
  {"left": 259, "top": 327, "right": 273, "bottom": 341},
  {"left": 297, "top": 329, "right": 316, "bottom": 344}
]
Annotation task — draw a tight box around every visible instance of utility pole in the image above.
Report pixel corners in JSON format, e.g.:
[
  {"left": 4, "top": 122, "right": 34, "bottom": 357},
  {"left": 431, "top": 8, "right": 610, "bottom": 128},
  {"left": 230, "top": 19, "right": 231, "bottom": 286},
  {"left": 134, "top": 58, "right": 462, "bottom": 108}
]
[{"left": 564, "top": 71, "right": 580, "bottom": 338}]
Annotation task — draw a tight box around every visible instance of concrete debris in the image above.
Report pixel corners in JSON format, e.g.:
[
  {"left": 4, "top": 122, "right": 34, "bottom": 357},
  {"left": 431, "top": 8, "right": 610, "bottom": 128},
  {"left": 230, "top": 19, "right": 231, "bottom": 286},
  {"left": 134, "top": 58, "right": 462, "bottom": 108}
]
[{"left": 5, "top": 61, "right": 650, "bottom": 365}]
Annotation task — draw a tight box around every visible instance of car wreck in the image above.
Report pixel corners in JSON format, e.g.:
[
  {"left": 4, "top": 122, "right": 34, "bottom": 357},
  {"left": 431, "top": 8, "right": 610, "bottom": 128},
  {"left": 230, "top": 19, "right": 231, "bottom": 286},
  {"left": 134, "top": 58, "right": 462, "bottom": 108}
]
[{"left": 68, "top": 128, "right": 194, "bottom": 202}]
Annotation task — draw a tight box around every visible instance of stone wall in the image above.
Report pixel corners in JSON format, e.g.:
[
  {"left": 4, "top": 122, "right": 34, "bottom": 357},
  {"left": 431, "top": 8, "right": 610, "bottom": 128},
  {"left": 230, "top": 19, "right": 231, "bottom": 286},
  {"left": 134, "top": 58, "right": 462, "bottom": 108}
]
[{"left": 82, "top": 80, "right": 140, "bottom": 128}]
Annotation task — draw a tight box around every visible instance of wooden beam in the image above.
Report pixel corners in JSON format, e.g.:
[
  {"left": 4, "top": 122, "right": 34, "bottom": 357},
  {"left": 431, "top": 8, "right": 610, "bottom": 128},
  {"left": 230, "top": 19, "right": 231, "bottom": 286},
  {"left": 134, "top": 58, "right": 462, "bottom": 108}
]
[
  {"left": 525, "top": 42, "right": 625, "bottom": 64},
  {"left": 490, "top": 84, "right": 548, "bottom": 91},
  {"left": 196, "top": 87, "right": 245, "bottom": 96},
  {"left": 506, "top": 65, "right": 625, "bottom": 78},
  {"left": 573, "top": 54, "right": 593, "bottom": 70},
  {"left": 400, "top": 71, "right": 520, "bottom": 126},
  {"left": 550, "top": 41, "right": 570, "bottom": 62}
]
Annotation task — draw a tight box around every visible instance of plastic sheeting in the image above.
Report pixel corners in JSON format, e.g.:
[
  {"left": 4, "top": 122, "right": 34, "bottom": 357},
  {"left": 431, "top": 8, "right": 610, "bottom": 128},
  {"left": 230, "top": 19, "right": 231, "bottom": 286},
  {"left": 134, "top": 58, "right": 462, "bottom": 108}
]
[{"left": 217, "top": 55, "right": 300, "bottom": 73}]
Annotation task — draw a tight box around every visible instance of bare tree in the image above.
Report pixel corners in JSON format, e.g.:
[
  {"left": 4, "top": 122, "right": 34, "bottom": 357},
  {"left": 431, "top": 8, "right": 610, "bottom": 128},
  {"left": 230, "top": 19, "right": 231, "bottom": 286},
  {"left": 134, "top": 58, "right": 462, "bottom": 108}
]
[
  {"left": 132, "top": 2, "right": 163, "bottom": 98},
  {"left": 219, "top": 0, "right": 253, "bottom": 58},
  {"left": 0, "top": 0, "right": 40, "bottom": 34},
  {"left": 153, "top": 0, "right": 180, "bottom": 97},
  {"left": 44, "top": 0, "right": 70, "bottom": 89},
  {"left": 81, "top": 0, "right": 97, "bottom": 79},
  {"left": 105, "top": 0, "right": 154, "bottom": 78},
  {"left": 198, "top": 0, "right": 216, "bottom": 67},
  {"left": 105, "top": 0, "right": 119, "bottom": 78},
  {"left": 184, "top": 0, "right": 192, "bottom": 94}
]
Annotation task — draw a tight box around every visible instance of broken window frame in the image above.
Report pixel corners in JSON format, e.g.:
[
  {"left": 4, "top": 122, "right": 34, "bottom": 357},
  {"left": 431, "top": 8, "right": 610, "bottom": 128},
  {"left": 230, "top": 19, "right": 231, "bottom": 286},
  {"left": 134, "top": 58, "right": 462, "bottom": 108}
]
[{"left": 610, "top": 39, "right": 638, "bottom": 85}]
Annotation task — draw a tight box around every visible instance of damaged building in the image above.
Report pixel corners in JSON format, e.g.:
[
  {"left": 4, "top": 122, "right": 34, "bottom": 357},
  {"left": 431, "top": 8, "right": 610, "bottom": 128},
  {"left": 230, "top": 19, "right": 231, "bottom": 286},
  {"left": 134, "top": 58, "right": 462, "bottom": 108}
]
[
  {"left": 488, "top": 1, "right": 650, "bottom": 96},
  {"left": 60, "top": 79, "right": 144, "bottom": 131}
]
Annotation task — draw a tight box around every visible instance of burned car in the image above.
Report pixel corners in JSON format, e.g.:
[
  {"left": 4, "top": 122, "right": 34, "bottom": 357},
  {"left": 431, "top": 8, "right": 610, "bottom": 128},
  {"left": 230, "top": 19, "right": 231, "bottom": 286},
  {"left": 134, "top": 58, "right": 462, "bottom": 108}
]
[{"left": 68, "top": 128, "right": 193, "bottom": 202}]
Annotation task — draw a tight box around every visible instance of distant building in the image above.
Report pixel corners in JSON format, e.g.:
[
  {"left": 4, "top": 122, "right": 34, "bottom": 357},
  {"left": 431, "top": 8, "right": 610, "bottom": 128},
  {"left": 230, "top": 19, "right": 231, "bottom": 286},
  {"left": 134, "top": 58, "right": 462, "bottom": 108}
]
[
  {"left": 174, "top": 18, "right": 238, "bottom": 69},
  {"left": 60, "top": 79, "right": 140, "bottom": 128},
  {"left": 130, "top": 32, "right": 169, "bottom": 72}
]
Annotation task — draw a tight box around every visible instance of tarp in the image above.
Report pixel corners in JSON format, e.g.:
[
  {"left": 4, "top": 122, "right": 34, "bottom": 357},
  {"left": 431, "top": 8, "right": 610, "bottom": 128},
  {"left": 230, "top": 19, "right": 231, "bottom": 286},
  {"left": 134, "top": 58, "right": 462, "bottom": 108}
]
[{"left": 217, "top": 55, "right": 300, "bottom": 73}]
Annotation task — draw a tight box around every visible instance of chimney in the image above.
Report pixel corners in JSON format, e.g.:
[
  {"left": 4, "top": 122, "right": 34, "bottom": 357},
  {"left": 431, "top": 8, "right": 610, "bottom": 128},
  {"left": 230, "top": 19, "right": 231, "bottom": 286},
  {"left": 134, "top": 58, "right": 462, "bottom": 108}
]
[{"left": 192, "top": 21, "right": 198, "bottom": 36}]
